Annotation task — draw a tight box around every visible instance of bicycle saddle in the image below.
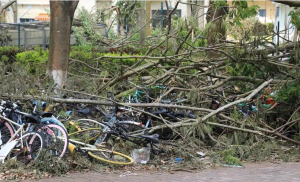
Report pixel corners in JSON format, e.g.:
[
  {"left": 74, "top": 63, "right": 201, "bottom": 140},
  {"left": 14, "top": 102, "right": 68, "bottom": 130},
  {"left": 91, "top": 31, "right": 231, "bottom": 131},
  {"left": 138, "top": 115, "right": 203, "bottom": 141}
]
[
  {"left": 141, "top": 134, "right": 159, "bottom": 144},
  {"left": 24, "top": 114, "right": 40, "bottom": 124},
  {"left": 42, "top": 112, "right": 53, "bottom": 118},
  {"left": 77, "top": 108, "right": 90, "bottom": 115}
]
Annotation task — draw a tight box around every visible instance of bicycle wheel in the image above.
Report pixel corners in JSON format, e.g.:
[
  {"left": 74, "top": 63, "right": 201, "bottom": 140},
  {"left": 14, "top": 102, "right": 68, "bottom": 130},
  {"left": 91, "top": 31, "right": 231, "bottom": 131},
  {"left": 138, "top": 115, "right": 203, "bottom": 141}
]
[
  {"left": 87, "top": 148, "right": 134, "bottom": 165},
  {"left": 68, "top": 119, "right": 106, "bottom": 131},
  {"left": 10, "top": 131, "right": 45, "bottom": 161},
  {"left": 0, "top": 119, "right": 14, "bottom": 146},
  {"left": 38, "top": 124, "right": 69, "bottom": 159},
  {"left": 68, "top": 128, "right": 103, "bottom": 144}
]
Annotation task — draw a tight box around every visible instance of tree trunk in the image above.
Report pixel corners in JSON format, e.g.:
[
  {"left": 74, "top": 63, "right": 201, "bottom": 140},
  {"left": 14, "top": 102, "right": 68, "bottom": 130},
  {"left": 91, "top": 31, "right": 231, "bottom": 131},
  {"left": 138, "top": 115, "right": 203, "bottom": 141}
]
[
  {"left": 12, "top": 0, "right": 17, "bottom": 23},
  {"left": 145, "top": 1, "right": 151, "bottom": 36},
  {"left": 139, "top": 1, "right": 146, "bottom": 46},
  {"left": 206, "top": 0, "right": 228, "bottom": 58},
  {"left": 48, "top": 1, "right": 79, "bottom": 91}
]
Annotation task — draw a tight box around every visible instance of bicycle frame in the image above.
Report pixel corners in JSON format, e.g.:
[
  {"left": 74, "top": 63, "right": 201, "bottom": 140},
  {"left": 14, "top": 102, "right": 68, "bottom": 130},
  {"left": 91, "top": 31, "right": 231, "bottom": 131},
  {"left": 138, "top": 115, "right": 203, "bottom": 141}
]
[{"left": 0, "top": 115, "right": 26, "bottom": 162}]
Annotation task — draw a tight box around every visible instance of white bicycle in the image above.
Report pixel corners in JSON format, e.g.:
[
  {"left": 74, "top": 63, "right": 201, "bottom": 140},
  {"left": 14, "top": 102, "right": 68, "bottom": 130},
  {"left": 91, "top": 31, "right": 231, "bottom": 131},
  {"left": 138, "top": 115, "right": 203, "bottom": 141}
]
[{"left": 0, "top": 115, "right": 45, "bottom": 163}]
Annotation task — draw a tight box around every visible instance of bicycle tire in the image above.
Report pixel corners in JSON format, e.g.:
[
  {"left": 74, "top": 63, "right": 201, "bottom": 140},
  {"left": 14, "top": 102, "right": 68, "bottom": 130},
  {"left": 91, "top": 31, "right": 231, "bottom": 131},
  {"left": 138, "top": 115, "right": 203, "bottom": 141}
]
[
  {"left": 68, "top": 128, "right": 103, "bottom": 144},
  {"left": 70, "top": 119, "right": 106, "bottom": 131},
  {"left": 0, "top": 119, "right": 14, "bottom": 146},
  {"left": 26, "top": 131, "right": 45, "bottom": 160},
  {"left": 87, "top": 148, "right": 134, "bottom": 165},
  {"left": 38, "top": 124, "right": 69, "bottom": 159},
  {"left": 10, "top": 131, "right": 45, "bottom": 161}
]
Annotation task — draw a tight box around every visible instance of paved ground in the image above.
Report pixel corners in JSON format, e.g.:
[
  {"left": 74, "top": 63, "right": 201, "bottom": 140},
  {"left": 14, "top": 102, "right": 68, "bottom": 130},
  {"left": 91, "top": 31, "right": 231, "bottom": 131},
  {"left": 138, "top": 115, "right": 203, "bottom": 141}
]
[{"left": 31, "top": 162, "right": 300, "bottom": 182}]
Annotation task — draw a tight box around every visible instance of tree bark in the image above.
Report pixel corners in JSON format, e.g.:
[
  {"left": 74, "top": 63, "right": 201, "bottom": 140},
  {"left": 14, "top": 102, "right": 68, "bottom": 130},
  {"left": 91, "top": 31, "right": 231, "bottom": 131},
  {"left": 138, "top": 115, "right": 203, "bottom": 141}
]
[
  {"left": 206, "top": 0, "right": 228, "bottom": 58},
  {"left": 12, "top": 0, "right": 17, "bottom": 23},
  {"left": 0, "top": 0, "right": 16, "bottom": 14},
  {"left": 139, "top": 1, "right": 146, "bottom": 46},
  {"left": 145, "top": 1, "right": 151, "bottom": 36},
  {"left": 48, "top": 1, "right": 79, "bottom": 91}
]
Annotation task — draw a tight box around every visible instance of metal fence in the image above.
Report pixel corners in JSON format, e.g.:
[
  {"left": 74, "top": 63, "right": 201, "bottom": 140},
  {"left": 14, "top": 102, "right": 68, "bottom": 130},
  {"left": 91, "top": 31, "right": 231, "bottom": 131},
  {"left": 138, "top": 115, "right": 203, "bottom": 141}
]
[{"left": 0, "top": 22, "right": 106, "bottom": 50}]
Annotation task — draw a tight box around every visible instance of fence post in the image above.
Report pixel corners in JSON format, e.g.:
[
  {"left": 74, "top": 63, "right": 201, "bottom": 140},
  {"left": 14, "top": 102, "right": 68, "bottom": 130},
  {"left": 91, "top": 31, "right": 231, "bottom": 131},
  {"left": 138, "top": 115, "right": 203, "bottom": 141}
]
[
  {"left": 18, "top": 23, "right": 20, "bottom": 49},
  {"left": 42, "top": 28, "right": 46, "bottom": 50},
  {"left": 23, "top": 29, "right": 27, "bottom": 50}
]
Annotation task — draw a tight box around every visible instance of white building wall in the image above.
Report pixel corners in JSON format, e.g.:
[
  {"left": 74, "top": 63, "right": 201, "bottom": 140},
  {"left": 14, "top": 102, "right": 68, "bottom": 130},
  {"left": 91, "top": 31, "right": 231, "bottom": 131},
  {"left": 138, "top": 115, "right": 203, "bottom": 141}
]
[
  {"left": 273, "top": 3, "right": 296, "bottom": 44},
  {"left": 1, "top": 0, "right": 98, "bottom": 23},
  {"left": 76, "top": 0, "right": 97, "bottom": 14}
]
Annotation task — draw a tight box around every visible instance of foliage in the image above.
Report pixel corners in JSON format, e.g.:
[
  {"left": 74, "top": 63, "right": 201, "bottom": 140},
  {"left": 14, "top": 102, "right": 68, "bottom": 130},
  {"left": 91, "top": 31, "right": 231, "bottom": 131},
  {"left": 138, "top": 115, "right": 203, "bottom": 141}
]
[
  {"left": 0, "top": 28, "right": 12, "bottom": 46},
  {"left": 115, "top": 1, "right": 141, "bottom": 26},
  {"left": 289, "top": 9, "right": 300, "bottom": 31},
  {"left": 266, "top": 22, "right": 274, "bottom": 34},
  {"left": 16, "top": 46, "right": 48, "bottom": 64},
  {"left": 70, "top": 45, "right": 103, "bottom": 61},
  {"left": 108, "top": 46, "right": 146, "bottom": 55},
  {"left": 73, "top": 7, "right": 103, "bottom": 46},
  {"left": 107, "top": 28, "right": 118, "bottom": 39},
  {"left": 222, "top": 149, "right": 243, "bottom": 165},
  {"left": 104, "top": 52, "right": 140, "bottom": 66},
  {"left": 228, "top": 1, "right": 259, "bottom": 27},
  {"left": 15, "top": 46, "right": 48, "bottom": 74},
  {"left": 0, "top": 46, "right": 23, "bottom": 63},
  {"left": 275, "top": 80, "right": 300, "bottom": 103},
  {"left": 227, "top": 18, "right": 268, "bottom": 40}
]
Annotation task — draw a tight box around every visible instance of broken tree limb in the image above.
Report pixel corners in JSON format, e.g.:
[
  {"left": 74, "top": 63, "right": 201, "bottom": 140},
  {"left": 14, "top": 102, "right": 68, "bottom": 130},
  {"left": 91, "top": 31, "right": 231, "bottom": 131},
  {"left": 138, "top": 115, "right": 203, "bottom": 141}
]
[
  {"left": 148, "top": 79, "right": 273, "bottom": 132},
  {"left": 0, "top": 94, "right": 213, "bottom": 112},
  {"left": 0, "top": 0, "right": 16, "bottom": 14},
  {"left": 201, "top": 79, "right": 273, "bottom": 121}
]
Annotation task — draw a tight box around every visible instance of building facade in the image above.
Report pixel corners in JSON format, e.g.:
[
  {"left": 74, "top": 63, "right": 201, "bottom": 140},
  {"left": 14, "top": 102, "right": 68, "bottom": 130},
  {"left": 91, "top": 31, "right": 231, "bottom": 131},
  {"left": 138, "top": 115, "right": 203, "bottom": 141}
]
[
  {"left": 1, "top": 0, "right": 103, "bottom": 23},
  {"left": 273, "top": 3, "right": 297, "bottom": 44},
  {"left": 227, "top": 0, "right": 276, "bottom": 24}
]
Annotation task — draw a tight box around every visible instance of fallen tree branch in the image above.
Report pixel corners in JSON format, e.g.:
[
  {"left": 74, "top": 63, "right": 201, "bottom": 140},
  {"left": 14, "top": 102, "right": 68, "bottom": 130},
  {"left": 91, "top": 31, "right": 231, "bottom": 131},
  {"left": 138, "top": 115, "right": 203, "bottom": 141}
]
[
  {"left": 0, "top": 0, "right": 16, "bottom": 14},
  {"left": 148, "top": 79, "right": 273, "bottom": 132}
]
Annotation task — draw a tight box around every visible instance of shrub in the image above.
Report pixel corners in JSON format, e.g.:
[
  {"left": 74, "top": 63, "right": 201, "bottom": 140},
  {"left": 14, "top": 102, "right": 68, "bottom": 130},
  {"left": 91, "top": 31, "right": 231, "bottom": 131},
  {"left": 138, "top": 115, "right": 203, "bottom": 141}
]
[
  {"left": 0, "top": 46, "right": 24, "bottom": 63},
  {"left": 16, "top": 46, "right": 48, "bottom": 74},
  {"left": 266, "top": 22, "right": 274, "bottom": 34},
  {"left": 70, "top": 45, "right": 103, "bottom": 61},
  {"left": 16, "top": 46, "right": 48, "bottom": 65}
]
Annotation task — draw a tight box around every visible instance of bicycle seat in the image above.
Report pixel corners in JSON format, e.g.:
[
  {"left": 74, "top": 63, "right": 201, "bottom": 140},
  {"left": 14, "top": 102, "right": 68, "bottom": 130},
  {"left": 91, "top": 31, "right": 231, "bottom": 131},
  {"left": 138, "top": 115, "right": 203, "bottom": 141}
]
[
  {"left": 24, "top": 114, "right": 40, "bottom": 124},
  {"left": 77, "top": 108, "right": 90, "bottom": 115},
  {"left": 141, "top": 134, "right": 159, "bottom": 143},
  {"left": 42, "top": 112, "right": 53, "bottom": 118}
]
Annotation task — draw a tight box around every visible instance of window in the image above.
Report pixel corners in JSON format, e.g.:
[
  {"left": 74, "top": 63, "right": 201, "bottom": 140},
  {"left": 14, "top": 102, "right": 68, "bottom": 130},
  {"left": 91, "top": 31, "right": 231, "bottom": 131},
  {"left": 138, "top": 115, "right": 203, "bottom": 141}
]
[
  {"left": 276, "top": 7, "right": 280, "bottom": 17},
  {"left": 151, "top": 10, "right": 181, "bottom": 28},
  {"left": 20, "top": 18, "right": 34, "bottom": 23},
  {"left": 259, "top": 9, "right": 266, "bottom": 17}
]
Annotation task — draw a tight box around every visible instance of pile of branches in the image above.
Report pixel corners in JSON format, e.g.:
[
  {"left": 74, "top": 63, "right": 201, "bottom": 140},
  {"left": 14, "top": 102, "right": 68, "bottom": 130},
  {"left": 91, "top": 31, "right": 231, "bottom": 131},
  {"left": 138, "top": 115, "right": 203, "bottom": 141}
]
[{"left": 1, "top": 1, "right": 300, "bottom": 163}]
